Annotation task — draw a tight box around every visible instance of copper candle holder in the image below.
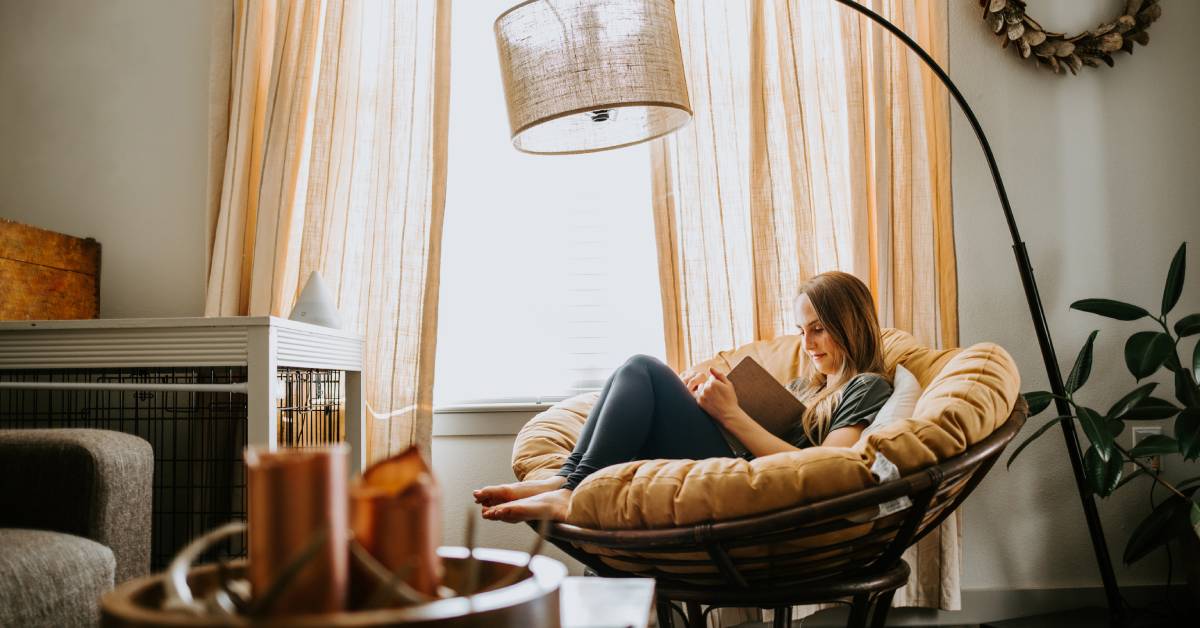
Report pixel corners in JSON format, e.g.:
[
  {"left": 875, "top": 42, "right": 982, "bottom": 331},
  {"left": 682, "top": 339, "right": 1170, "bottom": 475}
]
[
  {"left": 245, "top": 444, "right": 349, "bottom": 615},
  {"left": 350, "top": 447, "right": 444, "bottom": 605}
]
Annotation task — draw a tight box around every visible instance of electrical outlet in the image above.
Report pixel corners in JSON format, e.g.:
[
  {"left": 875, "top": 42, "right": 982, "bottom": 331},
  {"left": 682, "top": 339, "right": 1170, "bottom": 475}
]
[{"left": 1131, "top": 425, "right": 1164, "bottom": 473}]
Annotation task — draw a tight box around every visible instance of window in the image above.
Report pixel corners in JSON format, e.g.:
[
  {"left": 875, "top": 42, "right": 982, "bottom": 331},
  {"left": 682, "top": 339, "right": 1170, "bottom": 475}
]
[{"left": 434, "top": 0, "right": 667, "bottom": 406}]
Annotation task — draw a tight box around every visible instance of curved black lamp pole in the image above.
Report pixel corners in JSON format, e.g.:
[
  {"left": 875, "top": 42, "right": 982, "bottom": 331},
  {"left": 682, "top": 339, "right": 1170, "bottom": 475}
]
[{"left": 831, "top": 0, "right": 1124, "bottom": 623}]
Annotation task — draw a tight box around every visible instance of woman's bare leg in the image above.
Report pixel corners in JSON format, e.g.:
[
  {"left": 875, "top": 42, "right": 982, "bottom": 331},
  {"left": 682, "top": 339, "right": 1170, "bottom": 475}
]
[
  {"left": 473, "top": 475, "right": 567, "bottom": 507},
  {"left": 481, "top": 488, "right": 572, "bottom": 523},
  {"left": 471, "top": 366, "right": 624, "bottom": 508}
]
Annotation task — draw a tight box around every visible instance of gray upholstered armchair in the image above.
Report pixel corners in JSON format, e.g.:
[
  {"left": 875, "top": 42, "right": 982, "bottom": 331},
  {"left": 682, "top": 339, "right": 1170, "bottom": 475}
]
[{"left": 0, "top": 429, "right": 153, "bottom": 627}]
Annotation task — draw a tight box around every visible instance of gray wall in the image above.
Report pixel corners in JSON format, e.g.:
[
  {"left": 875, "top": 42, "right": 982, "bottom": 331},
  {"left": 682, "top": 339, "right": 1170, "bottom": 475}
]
[
  {"left": 0, "top": 0, "right": 212, "bottom": 318},
  {"left": 950, "top": 0, "right": 1200, "bottom": 591}
]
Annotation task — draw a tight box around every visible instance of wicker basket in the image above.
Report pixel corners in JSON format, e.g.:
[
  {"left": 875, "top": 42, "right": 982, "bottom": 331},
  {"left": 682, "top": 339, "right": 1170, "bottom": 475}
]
[{"left": 101, "top": 547, "right": 566, "bottom": 628}]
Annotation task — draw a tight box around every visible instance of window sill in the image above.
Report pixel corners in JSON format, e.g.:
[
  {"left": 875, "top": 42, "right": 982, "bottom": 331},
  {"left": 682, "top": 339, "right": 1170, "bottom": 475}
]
[
  {"left": 432, "top": 402, "right": 556, "bottom": 437},
  {"left": 435, "top": 402, "right": 557, "bottom": 414}
]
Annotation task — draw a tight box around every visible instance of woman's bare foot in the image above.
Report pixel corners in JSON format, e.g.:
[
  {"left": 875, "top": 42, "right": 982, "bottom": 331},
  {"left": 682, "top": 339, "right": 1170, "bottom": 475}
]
[
  {"left": 480, "top": 488, "right": 572, "bottom": 523},
  {"left": 472, "top": 476, "right": 567, "bottom": 507}
]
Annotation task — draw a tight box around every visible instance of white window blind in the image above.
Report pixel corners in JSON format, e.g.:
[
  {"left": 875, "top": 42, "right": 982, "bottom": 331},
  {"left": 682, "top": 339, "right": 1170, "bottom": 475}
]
[{"left": 434, "top": 0, "right": 667, "bottom": 406}]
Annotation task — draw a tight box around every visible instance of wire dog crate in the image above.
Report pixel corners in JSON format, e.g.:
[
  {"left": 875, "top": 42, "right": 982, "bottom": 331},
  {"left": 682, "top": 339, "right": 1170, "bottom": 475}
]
[
  {"left": 0, "top": 317, "right": 364, "bottom": 570},
  {"left": 277, "top": 367, "right": 345, "bottom": 447},
  {"left": 0, "top": 366, "right": 343, "bottom": 568}
]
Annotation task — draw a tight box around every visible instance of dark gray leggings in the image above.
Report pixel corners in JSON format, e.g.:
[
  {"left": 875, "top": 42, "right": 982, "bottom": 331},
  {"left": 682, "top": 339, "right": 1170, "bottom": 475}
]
[{"left": 555, "top": 354, "right": 736, "bottom": 490}]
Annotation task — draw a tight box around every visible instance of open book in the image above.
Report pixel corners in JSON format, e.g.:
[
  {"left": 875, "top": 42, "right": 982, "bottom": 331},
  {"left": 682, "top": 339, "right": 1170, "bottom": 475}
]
[{"left": 718, "top": 356, "right": 806, "bottom": 453}]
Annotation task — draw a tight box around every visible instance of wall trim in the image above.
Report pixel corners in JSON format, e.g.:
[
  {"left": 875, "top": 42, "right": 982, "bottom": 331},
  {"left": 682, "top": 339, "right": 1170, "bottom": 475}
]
[{"left": 432, "top": 407, "right": 541, "bottom": 436}]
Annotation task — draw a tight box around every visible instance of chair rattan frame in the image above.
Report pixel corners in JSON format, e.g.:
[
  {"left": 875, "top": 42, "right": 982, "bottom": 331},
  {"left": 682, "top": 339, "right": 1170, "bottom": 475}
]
[{"left": 537, "top": 399, "right": 1028, "bottom": 628}]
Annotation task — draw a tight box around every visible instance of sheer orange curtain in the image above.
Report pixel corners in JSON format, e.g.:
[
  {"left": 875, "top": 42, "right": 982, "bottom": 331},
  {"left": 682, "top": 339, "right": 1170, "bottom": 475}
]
[
  {"left": 653, "top": 0, "right": 957, "bottom": 620},
  {"left": 206, "top": 0, "right": 451, "bottom": 463}
]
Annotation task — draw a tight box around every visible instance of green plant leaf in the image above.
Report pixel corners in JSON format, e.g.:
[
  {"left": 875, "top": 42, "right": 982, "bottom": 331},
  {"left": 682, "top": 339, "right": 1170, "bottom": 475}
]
[
  {"left": 1006, "top": 416, "right": 1070, "bottom": 469},
  {"left": 1106, "top": 383, "right": 1158, "bottom": 420},
  {"left": 1023, "top": 391, "right": 1055, "bottom": 417},
  {"left": 1084, "top": 445, "right": 1123, "bottom": 497},
  {"left": 1078, "top": 406, "right": 1113, "bottom": 461},
  {"left": 1176, "top": 368, "right": 1200, "bottom": 408},
  {"left": 1177, "top": 408, "right": 1200, "bottom": 460},
  {"left": 1175, "top": 314, "right": 1200, "bottom": 338},
  {"left": 1107, "top": 419, "right": 1126, "bottom": 439},
  {"left": 1162, "top": 242, "right": 1186, "bottom": 316},
  {"left": 1194, "top": 338, "right": 1200, "bottom": 382},
  {"left": 1123, "top": 396, "right": 1181, "bottom": 420},
  {"left": 1128, "top": 434, "right": 1179, "bottom": 458},
  {"left": 1125, "top": 331, "right": 1173, "bottom": 380},
  {"left": 1071, "top": 298, "right": 1149, "bottom": 321},
  {"left": 1114, "top": 468, "right": 1147, "bottom": 491},
  {"left": 1067, "top": 330, "right": 1099, "bottom": 394},
  {"left": 1124, "top": 495, "right": 1190, "bottom": 564}
]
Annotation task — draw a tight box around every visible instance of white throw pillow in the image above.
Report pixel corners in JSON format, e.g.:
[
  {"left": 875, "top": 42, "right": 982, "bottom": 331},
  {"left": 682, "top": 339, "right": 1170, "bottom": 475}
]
[{"left": 863, "top": 364, "right": 922, "bottom": 437}]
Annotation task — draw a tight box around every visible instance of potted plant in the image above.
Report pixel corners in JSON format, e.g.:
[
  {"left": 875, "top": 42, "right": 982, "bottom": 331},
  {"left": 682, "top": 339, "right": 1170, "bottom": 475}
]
[{"left": 1009, "top": 242, "right": 1199, "bottom": 605}]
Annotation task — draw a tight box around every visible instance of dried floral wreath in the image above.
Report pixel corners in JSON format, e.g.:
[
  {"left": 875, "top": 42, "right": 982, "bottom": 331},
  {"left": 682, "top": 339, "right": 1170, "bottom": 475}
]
[{"left": 980, "top": 0, "right": 1162, "bottom": 75}]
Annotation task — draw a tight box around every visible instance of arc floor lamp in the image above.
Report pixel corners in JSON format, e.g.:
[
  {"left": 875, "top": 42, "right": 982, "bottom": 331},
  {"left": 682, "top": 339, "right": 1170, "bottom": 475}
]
[
  {"left": 830, "top": 3, "right": 1123, "bottom": 625},
  {"left": 829, "top": 3, "right": 1124, "bottom": 626},
  {"left": 495, "top": 0, "right": 1124, "bottom": 624}
]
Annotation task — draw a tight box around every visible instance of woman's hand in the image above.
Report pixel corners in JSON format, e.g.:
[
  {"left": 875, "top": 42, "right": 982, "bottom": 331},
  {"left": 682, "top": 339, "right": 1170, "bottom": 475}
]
[
  {"left": 679, "top": 367, "right": 707, "bottom": 392},
  {"left": 694, "top": 368, "right": 744, "bottom": 424},
  {"left": 698, "top": 370, "right": 800, "bottom": 457}
]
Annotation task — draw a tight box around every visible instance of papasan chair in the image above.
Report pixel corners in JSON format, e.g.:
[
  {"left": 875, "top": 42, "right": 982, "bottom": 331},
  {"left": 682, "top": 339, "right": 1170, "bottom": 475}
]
[{"left": 510, "top": 328, "right": 1025, "bottom": 628}]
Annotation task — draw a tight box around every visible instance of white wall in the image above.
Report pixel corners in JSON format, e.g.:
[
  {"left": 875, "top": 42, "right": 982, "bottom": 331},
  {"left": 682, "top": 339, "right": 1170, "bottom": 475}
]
[
  {"left": 0, "top": 0, "right": 213, "bottom": 318},
  {"left": 950, "top": 0, "right": 1200, "bottom": 592}
]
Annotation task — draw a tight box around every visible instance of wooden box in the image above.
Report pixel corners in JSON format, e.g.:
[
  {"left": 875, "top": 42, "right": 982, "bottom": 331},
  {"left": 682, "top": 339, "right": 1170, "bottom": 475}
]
[{"left": 0, "top": 218, "right": 100, "bottom": 320}]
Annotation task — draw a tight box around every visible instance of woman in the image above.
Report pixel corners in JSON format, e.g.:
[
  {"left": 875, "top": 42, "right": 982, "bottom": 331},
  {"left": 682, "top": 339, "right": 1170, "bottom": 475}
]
[{"left": 474, "top": 271, "right": 893, "bottom": 522}]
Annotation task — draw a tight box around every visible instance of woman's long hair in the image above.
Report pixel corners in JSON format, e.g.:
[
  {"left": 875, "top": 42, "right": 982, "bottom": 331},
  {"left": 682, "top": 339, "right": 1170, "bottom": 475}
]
[{"left": 794, "top": 271, "right": 885, "bottom": 444}]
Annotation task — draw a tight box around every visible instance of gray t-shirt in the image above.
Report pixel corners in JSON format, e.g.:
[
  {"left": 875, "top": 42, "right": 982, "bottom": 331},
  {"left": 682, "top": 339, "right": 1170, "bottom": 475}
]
[{"left": 726, "top": 372, "right": 892, "bottom": 459}]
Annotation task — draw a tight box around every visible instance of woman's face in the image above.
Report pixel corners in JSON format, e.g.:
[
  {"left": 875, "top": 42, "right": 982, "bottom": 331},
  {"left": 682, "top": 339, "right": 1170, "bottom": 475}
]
[{"left": 794, "top": 294, "right": 844, "bottom": 376}]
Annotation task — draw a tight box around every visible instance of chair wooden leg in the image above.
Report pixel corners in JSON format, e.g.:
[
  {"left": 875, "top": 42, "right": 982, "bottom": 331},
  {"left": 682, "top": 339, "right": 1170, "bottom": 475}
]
[
  {"left": 685, "top": 602, "right": 703, "bottom": 628},
  {"left": 655, "top": 596, "right": 676, "bottom": 628},
  {"left": 772, "top": 606, "right": 792, "bottom": 628},
  {"left": 869, "top": 590, "right": 897, "bottom": 628},
  {"left": 847, "top": 594, "right": 872, "bottom": 628}
]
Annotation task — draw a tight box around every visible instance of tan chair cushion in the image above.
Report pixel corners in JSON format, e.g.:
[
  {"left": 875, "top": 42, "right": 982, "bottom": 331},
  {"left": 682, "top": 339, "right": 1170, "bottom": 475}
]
[
  {"left": 865, "top": 341, "right": 1021, "bottom": 474},
  {"left": 513, "top": 393, "right": 596, "bottom": 482},
  {"left": 511, "top": 328, "right": 1020, "bottom": 529},
  {"left": 568, "top": 446, "right": 877, "bottom": 529}
]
